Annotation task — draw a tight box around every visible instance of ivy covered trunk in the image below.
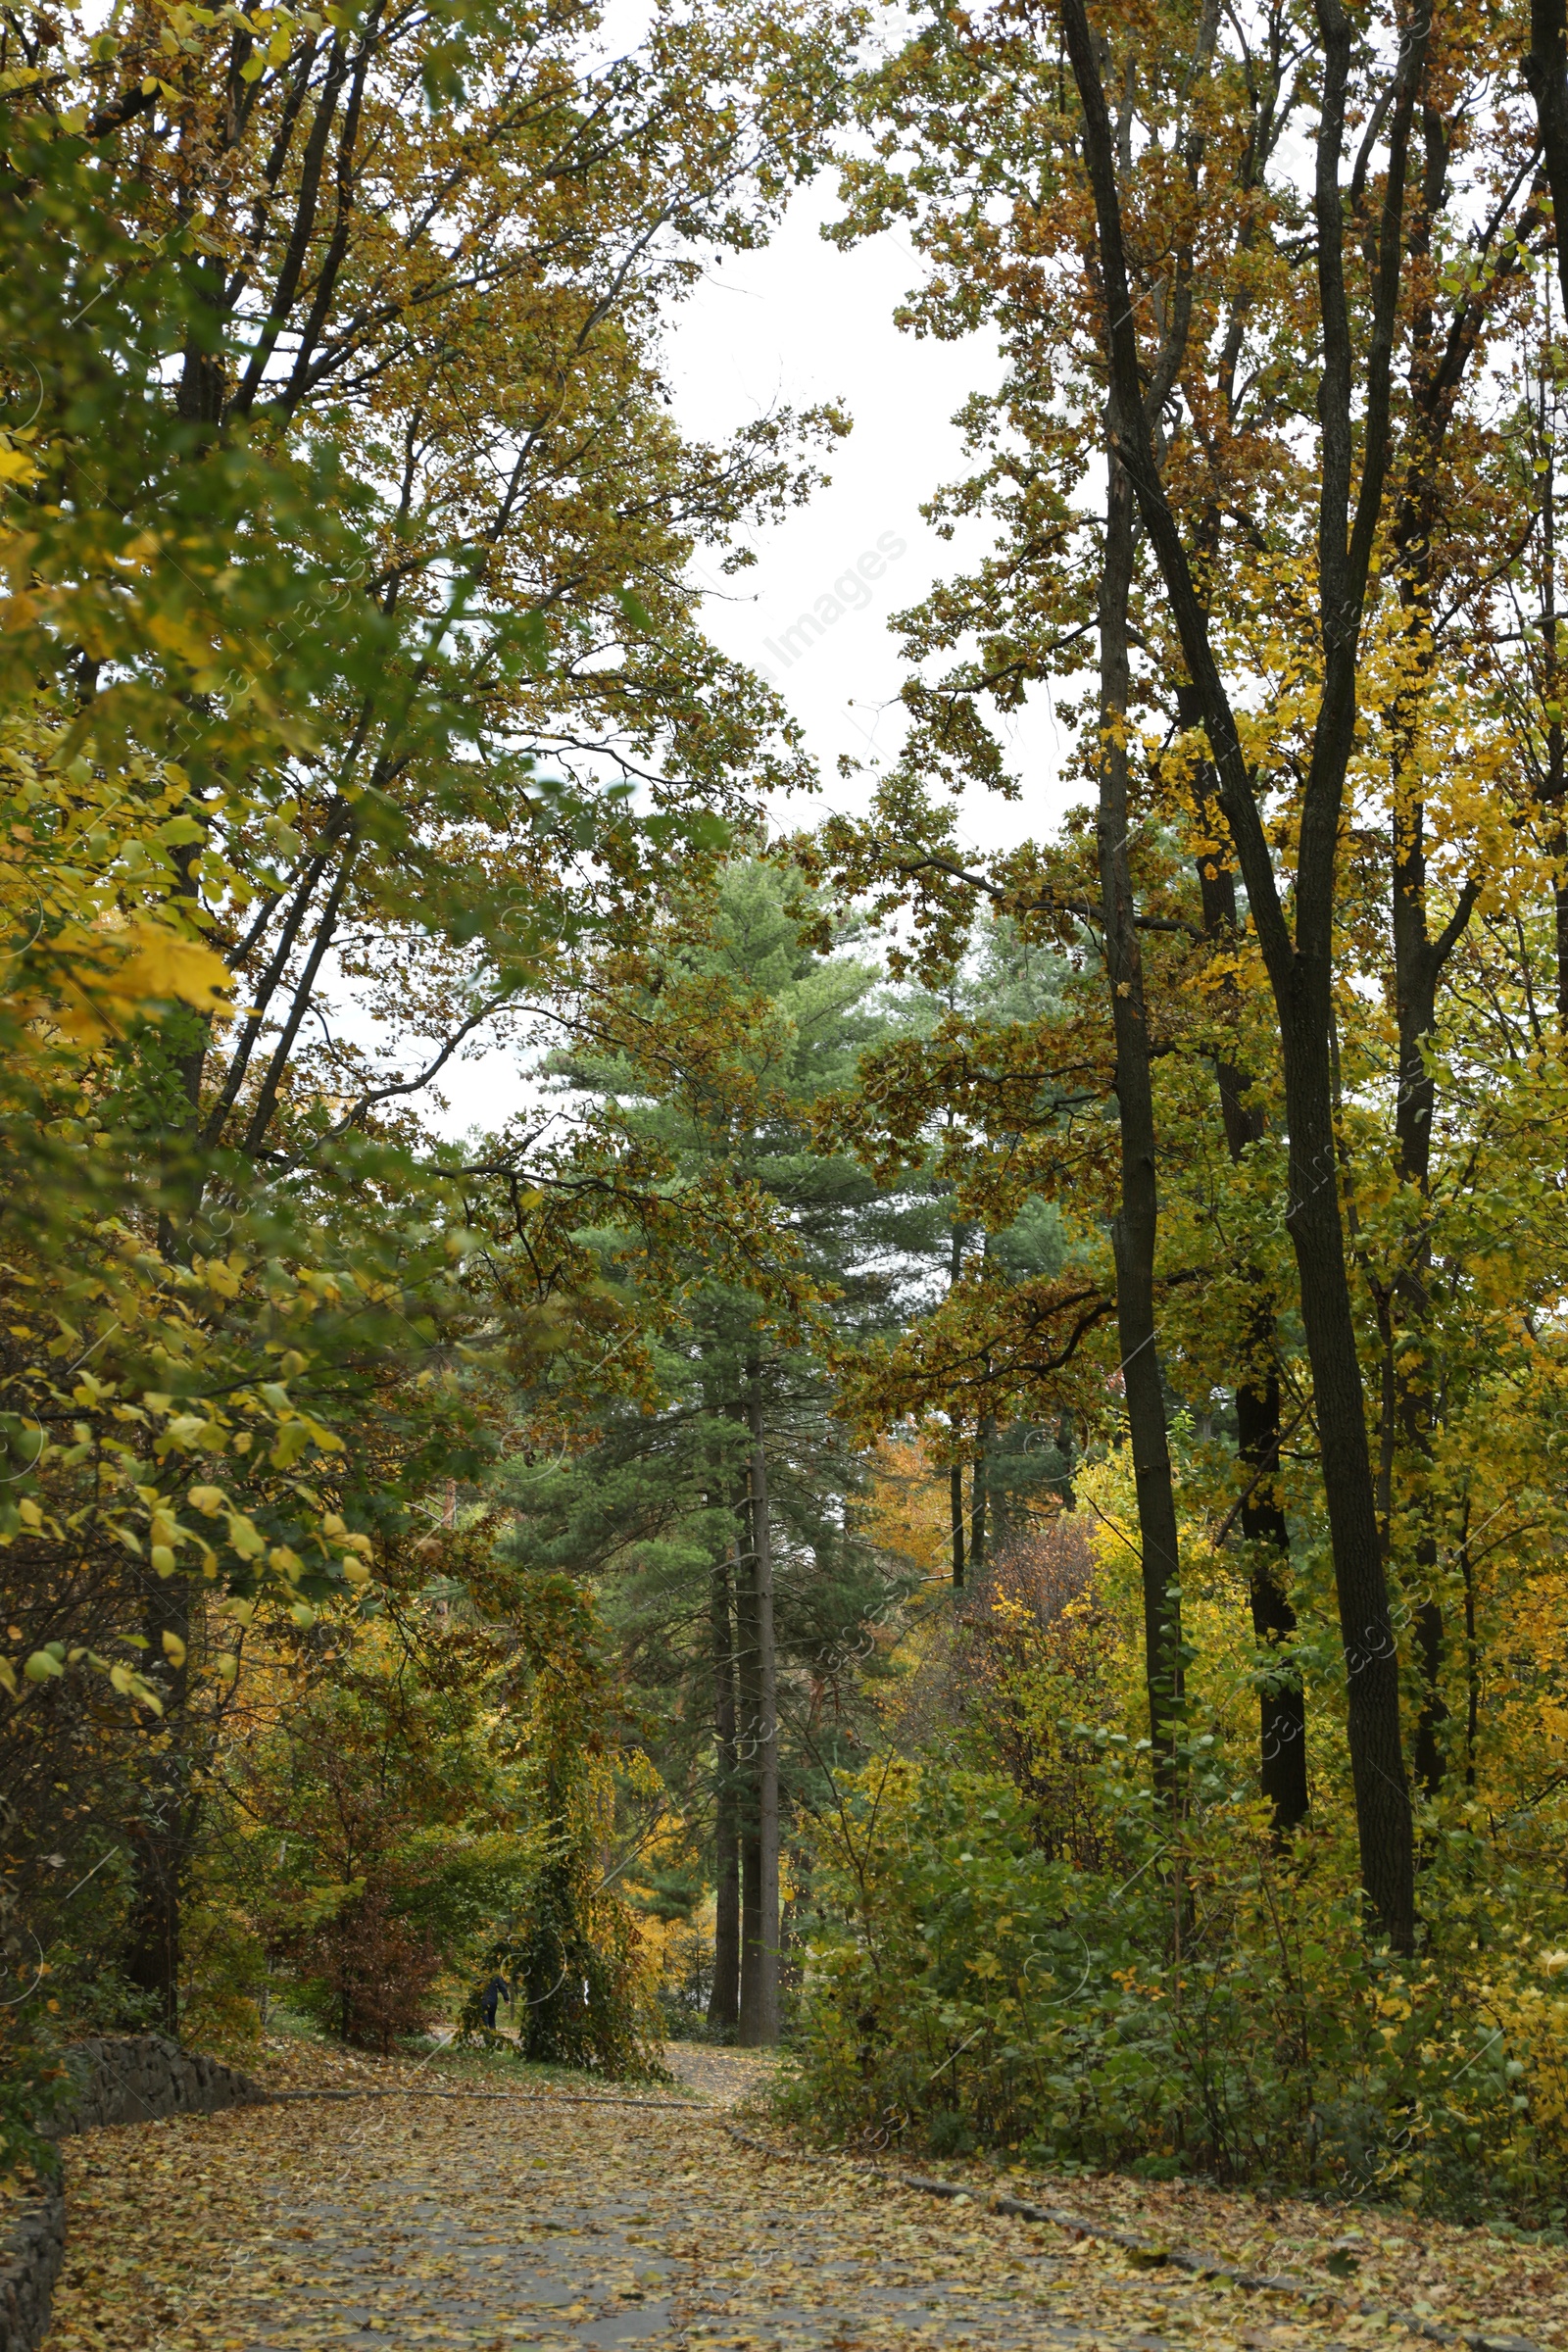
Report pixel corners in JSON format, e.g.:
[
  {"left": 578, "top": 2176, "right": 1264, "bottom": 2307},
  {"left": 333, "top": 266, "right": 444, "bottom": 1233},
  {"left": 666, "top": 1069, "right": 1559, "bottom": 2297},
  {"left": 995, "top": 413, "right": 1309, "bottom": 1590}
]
[{"left": 479, "top": 1763, "right": 665, "bottom": 2081}]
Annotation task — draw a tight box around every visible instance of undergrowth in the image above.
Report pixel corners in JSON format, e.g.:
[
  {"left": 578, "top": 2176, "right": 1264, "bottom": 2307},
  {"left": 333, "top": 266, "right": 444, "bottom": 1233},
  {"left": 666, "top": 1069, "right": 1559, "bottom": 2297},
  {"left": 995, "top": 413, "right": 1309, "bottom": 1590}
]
[{"left": 780, "top": 1757, "right": 1568, "bottom": 2225}]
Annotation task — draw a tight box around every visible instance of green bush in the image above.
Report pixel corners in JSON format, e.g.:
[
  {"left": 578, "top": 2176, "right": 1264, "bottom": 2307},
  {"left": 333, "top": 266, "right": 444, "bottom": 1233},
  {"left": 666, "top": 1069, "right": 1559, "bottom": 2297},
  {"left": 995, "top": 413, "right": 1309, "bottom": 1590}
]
[{"left": 780, "top": 1758, "right": 1568, "bottom": 2220}]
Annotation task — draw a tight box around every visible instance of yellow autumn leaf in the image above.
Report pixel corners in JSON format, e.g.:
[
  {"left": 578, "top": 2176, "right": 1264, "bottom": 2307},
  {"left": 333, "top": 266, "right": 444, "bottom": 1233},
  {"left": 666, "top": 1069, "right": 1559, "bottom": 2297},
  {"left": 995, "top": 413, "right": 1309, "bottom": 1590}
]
[
  {"left": 106, "top": 930, "right": 231, "bottom": 1014},
  {"left": 37, "top": 925, "right": 231, "bottom": 1045}
]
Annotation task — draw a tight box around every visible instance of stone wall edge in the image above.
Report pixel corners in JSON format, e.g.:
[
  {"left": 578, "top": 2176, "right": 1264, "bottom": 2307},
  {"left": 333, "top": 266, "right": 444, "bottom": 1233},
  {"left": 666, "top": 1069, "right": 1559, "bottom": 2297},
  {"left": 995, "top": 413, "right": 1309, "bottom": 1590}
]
[{"left": 0, "top": 2034, "right": 267, "bottom": 2352}]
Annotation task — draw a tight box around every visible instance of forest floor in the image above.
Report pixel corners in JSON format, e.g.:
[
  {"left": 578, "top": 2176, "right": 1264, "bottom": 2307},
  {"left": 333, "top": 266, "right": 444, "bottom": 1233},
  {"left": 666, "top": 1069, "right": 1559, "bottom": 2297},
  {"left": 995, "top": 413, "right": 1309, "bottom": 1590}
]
[{"left": 37, "top": 2037, "right": 1565, "bottom": 2352}]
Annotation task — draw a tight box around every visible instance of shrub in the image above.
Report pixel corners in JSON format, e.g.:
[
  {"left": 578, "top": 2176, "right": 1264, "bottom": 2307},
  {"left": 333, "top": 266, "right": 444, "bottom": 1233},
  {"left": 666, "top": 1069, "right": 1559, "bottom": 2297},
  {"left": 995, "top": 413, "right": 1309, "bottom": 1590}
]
[
  {"left": 780, "top": 1758, "right": 1568, "bottom": 2219},
  {"left": 294, "top": 1886, "right": 444, "bottom": 2053},
  {"left": 952, "top": 1524, "right": 1123, "bottom": 1869}
]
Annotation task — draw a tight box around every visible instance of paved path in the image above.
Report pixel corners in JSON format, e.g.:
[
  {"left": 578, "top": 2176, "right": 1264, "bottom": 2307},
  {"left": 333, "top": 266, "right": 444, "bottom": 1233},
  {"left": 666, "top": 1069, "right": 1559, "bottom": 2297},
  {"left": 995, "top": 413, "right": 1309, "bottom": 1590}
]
[{"left": 42, "top": 2050, "right": 1388, "bottom": 2351}]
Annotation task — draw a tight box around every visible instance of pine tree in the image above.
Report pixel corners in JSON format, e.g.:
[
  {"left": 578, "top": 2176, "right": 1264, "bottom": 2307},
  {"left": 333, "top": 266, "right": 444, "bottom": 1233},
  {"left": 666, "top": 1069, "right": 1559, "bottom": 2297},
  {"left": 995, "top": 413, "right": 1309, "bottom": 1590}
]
[{"left": 494, "top": 861, "right": 921, "bottom": 2040}]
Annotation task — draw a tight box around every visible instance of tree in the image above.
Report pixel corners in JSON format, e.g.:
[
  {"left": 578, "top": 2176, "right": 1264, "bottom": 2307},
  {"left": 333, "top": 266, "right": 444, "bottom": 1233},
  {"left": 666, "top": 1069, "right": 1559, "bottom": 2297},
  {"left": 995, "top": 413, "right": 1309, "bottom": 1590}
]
[
  {"left": 840, "top": 935, "right": 1081, "bottom": 1589},
  {"left": 495, "top": 860, "right": 920, "bottom": 2041},
  {"left": 212, "top": 1598, "right": 536, "bottom": 2052},
  {"left": 801, "top": 4, "right": 1319, "bottom": 1825},
  {"left": 1056, "top": 0, "right": 1520, "bottom": 1942}
]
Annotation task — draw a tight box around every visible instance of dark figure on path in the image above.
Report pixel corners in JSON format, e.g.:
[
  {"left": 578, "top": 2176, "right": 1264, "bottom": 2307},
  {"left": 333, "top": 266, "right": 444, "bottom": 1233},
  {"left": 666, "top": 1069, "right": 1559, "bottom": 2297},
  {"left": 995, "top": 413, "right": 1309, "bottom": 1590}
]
[{"left": 480, "top": 1974, "right": 512, "bottom": 2033}]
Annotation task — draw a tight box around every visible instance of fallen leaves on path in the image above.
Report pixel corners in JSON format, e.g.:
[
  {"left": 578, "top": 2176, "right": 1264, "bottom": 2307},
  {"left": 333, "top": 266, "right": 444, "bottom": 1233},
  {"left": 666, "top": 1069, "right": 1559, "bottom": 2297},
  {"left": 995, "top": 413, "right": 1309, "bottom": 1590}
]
[
  {"left": 853, "top": 2132, "right": 1568, "bottom": 2349},
  {"left": 664, "top": 2043, "right": 777, "bottom": 2109},
  {"left": 41, "top": 2041, "right": 1493, "bottom": 2352}
]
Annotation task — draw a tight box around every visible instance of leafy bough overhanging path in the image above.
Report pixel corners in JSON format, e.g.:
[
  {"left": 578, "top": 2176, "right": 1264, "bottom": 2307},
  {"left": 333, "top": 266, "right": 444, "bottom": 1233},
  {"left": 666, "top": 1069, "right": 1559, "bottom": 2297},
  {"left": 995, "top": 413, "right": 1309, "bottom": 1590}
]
[{"left": 41, "top": 2047, "right": 1547, "bottom": 2352}]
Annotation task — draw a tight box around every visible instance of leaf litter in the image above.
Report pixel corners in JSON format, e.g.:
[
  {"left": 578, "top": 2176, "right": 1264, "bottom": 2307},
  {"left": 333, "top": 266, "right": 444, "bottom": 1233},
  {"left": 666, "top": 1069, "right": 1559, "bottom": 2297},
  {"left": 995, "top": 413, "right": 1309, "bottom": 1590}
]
[
  {"left": 858, "top": 2138, "right": 1568, "bottom": 2349},
  {"left": 39, "top": 2043, "right": 1550, "bottom": 2352}
]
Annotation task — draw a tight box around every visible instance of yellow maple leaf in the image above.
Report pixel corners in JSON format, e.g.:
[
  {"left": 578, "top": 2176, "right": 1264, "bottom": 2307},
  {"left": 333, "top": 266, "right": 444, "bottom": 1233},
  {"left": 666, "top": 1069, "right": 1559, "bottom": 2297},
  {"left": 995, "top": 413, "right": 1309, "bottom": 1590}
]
[{"left": 39, "top": 924, "right": 231, "bottom": 1043}]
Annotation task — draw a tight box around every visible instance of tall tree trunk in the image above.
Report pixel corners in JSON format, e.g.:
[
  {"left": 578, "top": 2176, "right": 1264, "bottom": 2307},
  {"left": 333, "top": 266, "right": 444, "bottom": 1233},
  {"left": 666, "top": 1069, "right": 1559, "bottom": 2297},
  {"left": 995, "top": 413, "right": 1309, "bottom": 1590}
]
[
  {"left": 973, "top": 1401, "right": 1001, "bottom": 1571},
  {"left": 1190, "top": 729, "right": 1308, "bottom": 1836},
  {"left": 1276, "top": 965, "right": 1413, "bottom": 1937},
  {"left": 1377, "top": 83, "right": 1494, "bottom": 1797},
  {"left": 1526, "top": 0, "right": 1568, "bottom": 1027},
  {"left": 1387, "top": 808, "right": 1455, "bottom": 1799},
  {"left": 967, "top": 1452, "right": 986, "bottom": 1578},
  {"left": 708, "top": 1553, "right": 740, "bottom": 2030},
  {"left": 1097, "top": 443, "right": 1185, "bottom": 1793},
  {"left": 1054, "top": 1412, "right": 1077, "bottom": 1509},
  {"left": 1461, "top": 1499, "right": 1479, "bottom": 1789},
  {"left": 732, "top": 1512, "right": 760, "bottom": 2029},
  {"left": 948, "top": 1220, "right": 966, "bottom": 1589},
  {"left": 1235, "top": 1353, "right": 1308, "bottom": 1832},
  {"left": 737, "top": 1389, "right": 780, "bottom": 2045},
  {"left": 122, "top": 1833, "right": 181, "bottom": 2034},
  {"left": 970, "top": 1412, "right": 994, "bottom": 1577},
  {"left": 1548, "top": 429, "right": 1568, "bottom": 1035},
  {"left": 949, "top": 1460, "right": 966, "bottom": 1591}
]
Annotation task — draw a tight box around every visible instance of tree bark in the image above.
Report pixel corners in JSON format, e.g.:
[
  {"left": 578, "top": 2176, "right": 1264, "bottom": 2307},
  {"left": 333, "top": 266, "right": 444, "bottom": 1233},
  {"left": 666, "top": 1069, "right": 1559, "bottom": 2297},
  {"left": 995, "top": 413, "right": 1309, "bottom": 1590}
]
[
  {"left": 1526, "top": 0, "right": 1568, "bottom": 1028},
  {"left": 1054, "top": 1413, "right": 1077, "bottom": 1509},
  {"left": 949, "top": 1460, "right": 966, "bottom": 1592},
  {"left": 1191, "top": 736, "right": 1308, "bottom": 1836},
  {"left": 732, "top": 1515, "right": 760, "bottom": 2028},
  {"left": 1235, "top": 1354, "right": 1309, "bottom": 1832},
  {"left": 708, "top": 1553, "right": 740, "bottom": 2030},
  {"left": 736, "top": 1388, "right": 779, "bottom": 2045},
  {"left": 1377, "top": 81, "right": 1502, "bottom": 1796},
  {"left": 1384, "top": 777, "right": 1457, "bottom": 1798},
  {"left": 948, "top": 1220, "right": 966, "bottom": 1589},
  {"left": 970, "top": 1414, "right": 993, "bottom": 1578},
  {"left": 1461, "top": 1499, "right": 1479, "bottom": 1789},
  {"left": 1541, "top": 375, "right": 1568, "bottom": 1034},
  {"left": 1388, "top": 808, "right": 1451, "bottom": 1801},
  {"left": 1097, "top": 442, "right": 1185, "bottom": 1792}
]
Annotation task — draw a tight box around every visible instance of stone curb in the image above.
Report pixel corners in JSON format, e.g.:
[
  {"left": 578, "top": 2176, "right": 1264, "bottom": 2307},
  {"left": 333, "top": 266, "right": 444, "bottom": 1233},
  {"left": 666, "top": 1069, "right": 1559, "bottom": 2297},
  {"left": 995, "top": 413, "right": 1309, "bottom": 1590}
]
[
  {"left": 0, "top": 2188, "right": 61, "bottom": 2352},
  {"left": 724, "top": 2126, "right": 1543, "bottom": 2352},
  {"left": 0, "top": 2034, "right": 269, "bottom": 2352}
]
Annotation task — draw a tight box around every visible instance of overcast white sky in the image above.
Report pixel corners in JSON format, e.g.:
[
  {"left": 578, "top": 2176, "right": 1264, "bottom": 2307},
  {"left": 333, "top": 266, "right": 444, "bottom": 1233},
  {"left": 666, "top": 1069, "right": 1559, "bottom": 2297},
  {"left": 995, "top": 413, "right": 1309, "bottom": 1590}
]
[
  {"left": 434, "top": 173, "right": 1084, "bottom": 1132},
  {"left": 662, "top": 176, "right": 1076, "bottom": 856}
]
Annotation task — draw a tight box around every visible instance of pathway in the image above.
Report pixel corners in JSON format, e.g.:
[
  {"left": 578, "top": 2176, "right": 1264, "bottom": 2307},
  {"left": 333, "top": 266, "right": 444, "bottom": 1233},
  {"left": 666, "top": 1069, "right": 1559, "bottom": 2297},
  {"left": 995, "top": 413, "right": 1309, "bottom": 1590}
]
[{"left": 38, "top": 2047, "right": 1465, "bottom": 2351}]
